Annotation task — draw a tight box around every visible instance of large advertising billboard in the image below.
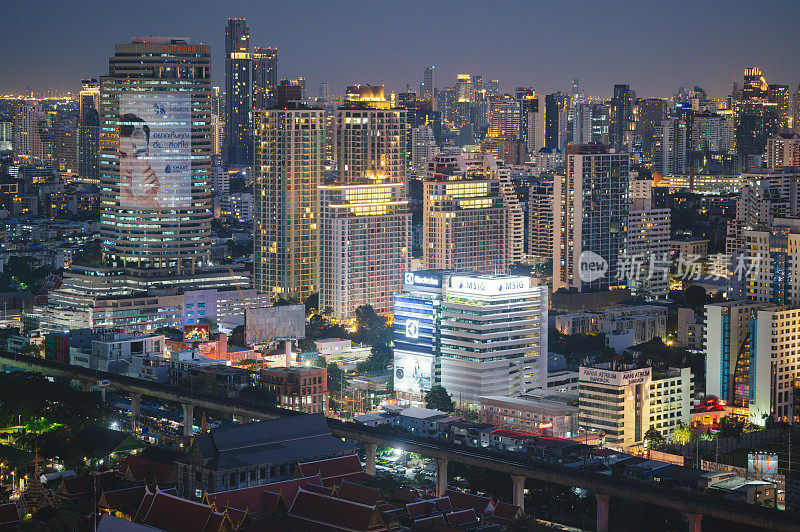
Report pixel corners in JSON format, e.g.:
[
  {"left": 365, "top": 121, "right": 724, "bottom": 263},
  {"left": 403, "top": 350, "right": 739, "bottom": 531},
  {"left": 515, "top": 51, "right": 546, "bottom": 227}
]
[
  {"left": 119, "top": 92, "right": 191, "bottom": 209},
  {"left": 183, "top": 324, "right": 210, "bottom": 343},
  {"left": 447, "top": 275, "right": 530, "bottom": 297},
  {"left": 394, "top": 351, "right": 435, "bottom": 394}
]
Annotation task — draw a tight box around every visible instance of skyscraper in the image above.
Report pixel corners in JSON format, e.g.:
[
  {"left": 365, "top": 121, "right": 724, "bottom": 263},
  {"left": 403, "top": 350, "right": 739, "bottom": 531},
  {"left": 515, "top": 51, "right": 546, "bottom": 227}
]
[
  {"left": 553, "top": 145, "right": 629, "bottom": 292},
  {"left": 422, "top": 152, "right": 509, "bottom": 273},
  {"left": 634, "top": 98, "right": 667, "bottom": 160},
  {"left": 334, "top": 85, "right": 406, "bottom": 183},
  {"left": 99, "top": 37, "right": 212, "bottom": 273},
  {"left": 225, "top": 18, "right": 251, "bottom": 166},
  {"left": 253, "top": 103, "right": 324, "bottom": 304},
  {"left": 610, "top": 84, "right": 636, "bottom": 152},
  {"left": 653, "top": 117, "right": 687, "bottom": 176},
  {"left": 319, "top": 182, "right": 411, "bottom": 318},
  {"left": 78, "top": 79, "right": 100, "bottom": 183},
  {"left": 12, "top": 99, "right": 42, "bottom": 164},
  {"left": 319, "top": 85, "right": 410, "bottom": 318},
  {"left": 421, "top": 66, "right": 435, "bottom": 100},
  {"left": 252, "top": 46, "right": 277, "bottom": 109}
]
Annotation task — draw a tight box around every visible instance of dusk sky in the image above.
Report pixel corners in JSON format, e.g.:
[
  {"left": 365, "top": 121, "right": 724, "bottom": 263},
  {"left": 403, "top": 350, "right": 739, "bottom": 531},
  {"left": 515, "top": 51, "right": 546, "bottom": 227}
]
[{"left": 3, "top": 0, "right": 800, "bottom": 99}]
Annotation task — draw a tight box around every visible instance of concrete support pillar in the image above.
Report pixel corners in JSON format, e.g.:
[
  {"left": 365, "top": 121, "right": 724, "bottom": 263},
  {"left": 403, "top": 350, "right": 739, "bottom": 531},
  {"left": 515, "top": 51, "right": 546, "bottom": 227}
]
[
  {"left": 100, "top": 387, "right": 107, "bottom": 402},
  {"left": 363, "top": 443, "right": 377, "bottom": 476},
  {"left": 686, "top": 513, "right": 703, "bottom": 532},
  {"left": 435, "top": 458, "right": 448, "bottom": 497},
  {"left": 595, "top": 493, "right": 610, "bottom": 532},
  {"left": 511, "top": 474, "right": 526, "bottom": 514},
  {"left": 130, "top": 393, "right": 141, "bottom": 432},
  {"left": 181, "top": 403, "right": 195, "bottom": 438}
]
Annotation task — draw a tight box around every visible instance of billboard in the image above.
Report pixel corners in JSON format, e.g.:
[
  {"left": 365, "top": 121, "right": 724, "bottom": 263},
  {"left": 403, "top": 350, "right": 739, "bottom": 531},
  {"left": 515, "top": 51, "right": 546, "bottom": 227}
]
[
  {"left": 119, "top": 92, "right": 191, "bottom": 209},
  {"left": 579, "top": 366, "right": 651, "bottom": 387},
  {"left": 747, "top": 452, "right": 778, "bottom": 479},
  {"left": 394, "top": 351, "right": 434, "bottom": 394},
  {"left": 447, "top": 275, "right": 530, "bottom": 297},
  {"left": 183, "top": 324, "right": 210, "bottom": 343}
]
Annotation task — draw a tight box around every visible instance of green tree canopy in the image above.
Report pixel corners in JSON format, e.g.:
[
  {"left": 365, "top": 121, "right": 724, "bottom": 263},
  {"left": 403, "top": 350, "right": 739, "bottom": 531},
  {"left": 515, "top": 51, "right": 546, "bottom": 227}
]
[{"left": 424, "top": 385, "right": 454, "bottom": 413}]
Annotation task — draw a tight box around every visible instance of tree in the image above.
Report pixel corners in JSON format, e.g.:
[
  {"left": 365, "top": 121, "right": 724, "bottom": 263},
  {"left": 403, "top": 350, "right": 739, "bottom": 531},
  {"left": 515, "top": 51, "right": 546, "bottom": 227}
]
[
  {"left": 670, "top": 423, "right": 693, "bottom": 445},
  {"left": 644, "top": 427, "right": 665, "bottom": 448},
  {"left": 716, "top": 414, "right": 747, "bottom": 438},
  {"left": 238, "top": 386, "right": 276, "bottom": 407},
  {"left": 327, "top": 362, "right": 346, "bottom": 398},
  {"left": 229, "top": 325, "right": 246, "bottom": 346},
  {"left": 424, "top": 385, "right": 454, "bottom": 412},
  {"left": 685, "top": 285, "right": 707, "bottom": 309}
]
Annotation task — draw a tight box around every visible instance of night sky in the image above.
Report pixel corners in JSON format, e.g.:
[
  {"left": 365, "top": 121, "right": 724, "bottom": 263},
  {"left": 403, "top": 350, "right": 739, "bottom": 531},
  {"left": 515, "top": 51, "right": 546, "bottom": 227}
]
[{"left": 2, "top": 0, "right": 800, "bottom": 99}]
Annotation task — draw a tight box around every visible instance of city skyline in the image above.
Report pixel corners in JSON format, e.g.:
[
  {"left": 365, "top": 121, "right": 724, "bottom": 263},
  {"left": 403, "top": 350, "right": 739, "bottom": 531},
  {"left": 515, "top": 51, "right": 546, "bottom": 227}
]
[{"left": 2, "top": 0, "right": 800, "bottom": 99}]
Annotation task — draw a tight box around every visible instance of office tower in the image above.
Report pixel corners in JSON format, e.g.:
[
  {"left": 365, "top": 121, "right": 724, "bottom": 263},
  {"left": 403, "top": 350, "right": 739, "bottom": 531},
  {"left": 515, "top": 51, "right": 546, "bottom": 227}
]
[
  {"left": 579, "top": 364, "right": 692, "bottom": 450},
  {"left": 225, "top": 18, "right": 251, "bottom": 166},
  {"left": 99, "top": 37, "right": 212, "bottom": 273},
  {"left": 692, "top": 111, "right": 730, "bottom": 152},
  {"left": 553, "top": 145, "right": 629, "bottom": 292},
  {"left": 252, "top": 46, "right": 278, "bottom": 109},
  {"left": 253, "top": 104, "right": 324, "bottom": 304},
  {"left": 734, "top": 68, "right": 781, "bottom": 159},
  {"left": 568, "top": 102, "right": 592, "bottom": 147},
  {"left": 487, "top": 97, "right": 520, "bottom": 138},
  {"left": 486, "top": 80, "right": 500, "bottom": 100},
  {"left": 411, "top": 124, "right": 438, "bottom": 173},
  {"left": 527, "top": 178, "right": 554, "bottom": 262},
  {"left": 210, "top": 163, "right": 229, "bottom": 196},
  {"left": 12, "top": 100, "right": 42, "bottom": 164},
  {"left": 768, "top": 84, "right": 790, "bottom": 130},
  {"left": 653, "top": 117, "right": 687, "bottom": 176},
  {"left": 422, "top": 152, "right": 508, "bottom": 273},
  {"left": 455, "top": 74, "right": 475, "bottom": 103},
  {"left": 318, "top": 182, "right": 411, "bottom": 318},
  {"left": 393, "top": 271, "right": 445, "bottom": 402},
  {"left": 440, "top": 273, "right": 548, "bottom": 403},
  {"left": 276, "top": 79, "right": 303, "bottom": 104},
  {"left": 319, "top": 82, "right": 331, "bottom": 103},
  {"left": 211, "top": 113, "right": 224, "bottom": 157},
  {"left": 79, "top": 78, "right": 100, "bottom": 119},
  {"left": 544, "top": 93, "right": 563, "bottom": 150},
  {"left": 794, "top": 84, "right": 800, "bottom": 133},
  {"left": 334, "top": 85, "right": 406, "bottom": 183},
  {"left": 0, "top": 122, "right": 11, "bottom": 152},
  {"left": 52, "top": 126, "right": 78, "bottom": 176},
  {"left": 610, "top": 84, "right": 636, "bottom": 151},
  {"left": 421, "top": 66, "right": 435, "bottom": 100},
  {"left": 211, "top": 86, "right": 223, "bottom": 117},
  {"left": 635, "top": 98, "right": 667, "bottom": 160},
  {"left": 591, "top": 103, "right": 610, "bottom": 145},
  {"left": 78, "top": 79, "right": 100, "bottom": 183},
  {"left": 766, "top": 132, "right": 800, "bottom": 169},
  {"left": 742, "top": 218, "right": 800, "bottom": 306},
  {"left": 626, "top": 178, "right": 671, "bottom": 299},
  {"left": 725, "top": 168, "right": 800, "bottom": 256}
]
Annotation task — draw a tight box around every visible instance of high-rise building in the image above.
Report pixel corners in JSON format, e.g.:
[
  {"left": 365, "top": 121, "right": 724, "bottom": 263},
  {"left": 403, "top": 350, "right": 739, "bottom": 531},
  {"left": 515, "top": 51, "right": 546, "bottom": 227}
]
[
  {"left": 742, "top": 218, "right": 800, "bottom": 306},
  {"left": 706, "top": 300, "right": 800, "bottom": 425},
  {"left": 318, "top": 182, "right": 411, "bottom": 319},
  {"left": 635, "top": 98, "right": 667, "bottom": 160},
  {"left": 440, "top": 273, "right": 548, "bottom": 403},
  {"left": 610, "top": 84, "right": 636, "bottom": 151},
  {"left": 793, "top": 84, "right": 800, "bottom": 134},
  {"left": 653, "top": 117, "right": 687, "bottom": 176},
  {"left": 0, "top": 122, "right": 12, "bottom": 152},
  {"left": 319, "top": 82, "right": 331, "bottom": 103},
  {"left": 766, "top": 132, "right": 800, "bottom": 169},
  {"left": 768, "top": 84, "right": 791, "bottom": 130},
  {"left": 12, "top": 100, "right": 42, "bottom": 164},
  {"left": 411, "top": 124, "right": 438, "bottom": 173},
  {"left": 252, "top": 46, "right": 277, "bottom": 110},
  {"left": 253, "top": 104, "right": 324, "bottom": 304},
  {"left": 579, "top": 363, "right": 692, "bottom": 450},
  {"left": 527, "top": 178, "right": 554, "bottom": 263},
  {"left": 422, "top": 152, "right": 508, "bottom": 273},
  {"left": 544, "top": 93, "right": 567, "bottom": 151},
  {"left": 421, "top": 66, "right": 435, "bottom": 100},
  {"left": 626, "top": 178, "right": 671, "bottom": 299},
  {"left": 78, "top": 79, "right": 100, "bottom": 183},
  {"left": 99, "top": 36, "right": 212, "bottom": 273},
  {"left": 334, "top": 85, "right": 406, "bottom": 183},
  {"left": 553, "top": 145, "right": 629, "bottom": 292},
  {"left": 225, "top": 18, "right": 251, "bottom": 166},
  {"left": 692, "top": 111, "right": 730, "bottom": 153}
]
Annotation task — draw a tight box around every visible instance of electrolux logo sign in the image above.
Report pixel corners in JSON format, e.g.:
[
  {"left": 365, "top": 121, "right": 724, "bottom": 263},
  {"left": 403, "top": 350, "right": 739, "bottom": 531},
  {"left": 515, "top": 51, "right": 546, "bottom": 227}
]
[
  {"left": 448, "top": 275, "right": 530, "bottom": 296},
  {"left": 404, "top": 271, "right": 441, "bottom": 288}
]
